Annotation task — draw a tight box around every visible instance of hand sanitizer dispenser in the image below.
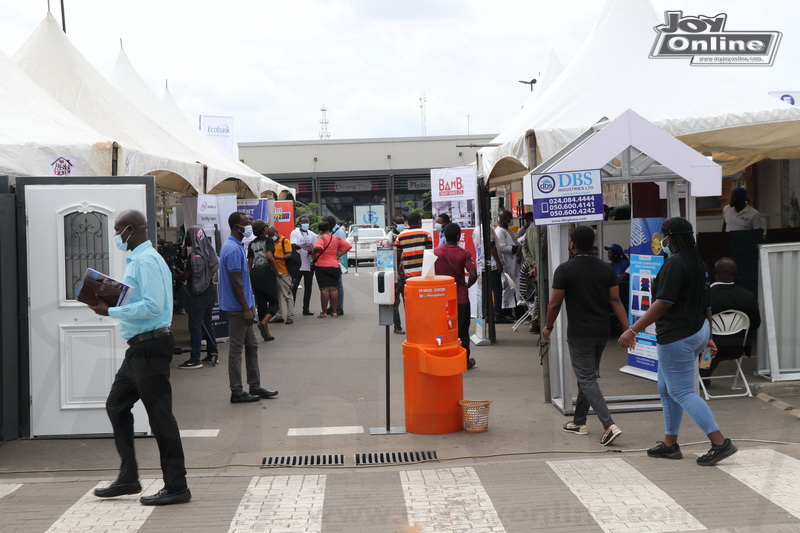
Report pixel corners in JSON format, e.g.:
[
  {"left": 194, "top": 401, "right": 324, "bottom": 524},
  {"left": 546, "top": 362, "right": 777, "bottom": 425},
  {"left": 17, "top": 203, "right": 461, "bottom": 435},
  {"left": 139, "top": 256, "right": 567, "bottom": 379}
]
[{"left": 373, "top": 270, "right": 395, "bottom": 305}]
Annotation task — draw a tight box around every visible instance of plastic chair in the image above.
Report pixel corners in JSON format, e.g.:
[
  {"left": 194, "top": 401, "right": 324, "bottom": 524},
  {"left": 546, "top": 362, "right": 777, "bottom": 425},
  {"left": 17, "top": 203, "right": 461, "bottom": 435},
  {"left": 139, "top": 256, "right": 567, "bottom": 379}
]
[
  {"left": 700, "top": 310, "right": 752, "bottom": 400},
  {"left": 506, "top": 272, "right": 537, "bottom": 332}
]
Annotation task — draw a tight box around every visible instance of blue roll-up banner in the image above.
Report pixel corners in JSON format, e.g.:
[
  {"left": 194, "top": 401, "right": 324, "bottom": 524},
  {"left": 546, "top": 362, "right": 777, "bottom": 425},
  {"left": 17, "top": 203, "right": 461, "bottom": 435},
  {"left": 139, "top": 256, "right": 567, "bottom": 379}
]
[{"left": 620, "top": 218, "right": 665, "bottom": 381}]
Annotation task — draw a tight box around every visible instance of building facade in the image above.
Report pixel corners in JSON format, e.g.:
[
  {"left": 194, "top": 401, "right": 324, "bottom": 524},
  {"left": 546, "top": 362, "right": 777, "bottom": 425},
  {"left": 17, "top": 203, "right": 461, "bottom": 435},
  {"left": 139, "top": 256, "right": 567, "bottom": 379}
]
[{"left": 239, "top": 134, "right": 495, "bottom": 225}]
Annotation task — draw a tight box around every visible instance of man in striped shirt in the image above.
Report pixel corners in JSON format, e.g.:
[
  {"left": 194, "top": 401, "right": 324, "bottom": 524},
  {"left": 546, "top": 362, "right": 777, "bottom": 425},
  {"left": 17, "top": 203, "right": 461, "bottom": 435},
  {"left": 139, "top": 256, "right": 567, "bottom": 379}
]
[{"left": 395, "top": 212, "right": 432, "bottom": 278}]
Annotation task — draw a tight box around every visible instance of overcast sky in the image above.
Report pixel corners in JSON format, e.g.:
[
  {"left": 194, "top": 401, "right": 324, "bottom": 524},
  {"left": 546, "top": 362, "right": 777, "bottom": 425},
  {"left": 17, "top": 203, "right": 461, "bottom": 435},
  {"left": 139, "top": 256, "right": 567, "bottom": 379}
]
[{"left": 0, "top": 1, "right": 796, "bottom": 144}]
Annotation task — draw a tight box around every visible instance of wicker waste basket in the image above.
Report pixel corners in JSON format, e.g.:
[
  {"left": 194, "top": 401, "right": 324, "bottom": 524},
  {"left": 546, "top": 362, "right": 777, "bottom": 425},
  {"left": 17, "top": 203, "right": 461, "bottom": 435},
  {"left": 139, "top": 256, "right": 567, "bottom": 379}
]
[{"left": 459, "top": 400, "right": 492, "bottom": 433}]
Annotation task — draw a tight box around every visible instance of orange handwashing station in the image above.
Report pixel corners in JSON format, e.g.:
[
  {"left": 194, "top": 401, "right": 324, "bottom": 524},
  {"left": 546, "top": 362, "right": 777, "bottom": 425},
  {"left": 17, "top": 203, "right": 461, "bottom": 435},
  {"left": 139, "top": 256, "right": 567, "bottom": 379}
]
[{"left": 402, "top": 275, "right": 467, "bottom": 434}]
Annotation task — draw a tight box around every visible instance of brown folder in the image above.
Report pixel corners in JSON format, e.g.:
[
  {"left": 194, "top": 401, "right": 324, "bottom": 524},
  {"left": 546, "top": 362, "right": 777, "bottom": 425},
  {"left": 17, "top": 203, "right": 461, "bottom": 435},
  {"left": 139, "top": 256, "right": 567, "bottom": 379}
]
[{"left": 76, "top": 276, "right": 123, "bottom": 307}]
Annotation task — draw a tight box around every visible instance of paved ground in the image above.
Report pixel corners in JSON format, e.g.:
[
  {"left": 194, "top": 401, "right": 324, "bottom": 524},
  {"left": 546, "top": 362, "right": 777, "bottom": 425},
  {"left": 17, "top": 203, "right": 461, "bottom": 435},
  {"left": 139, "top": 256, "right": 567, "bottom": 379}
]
[{"left": 1, "top": 266, "right": 799, "bottom": 532}]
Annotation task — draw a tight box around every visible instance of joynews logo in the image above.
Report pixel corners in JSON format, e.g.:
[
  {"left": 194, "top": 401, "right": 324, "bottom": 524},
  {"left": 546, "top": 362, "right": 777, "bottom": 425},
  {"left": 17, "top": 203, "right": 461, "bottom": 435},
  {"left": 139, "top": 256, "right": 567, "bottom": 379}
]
[{"left": 650, "top": 11, "right": 781, "bottom": 66}]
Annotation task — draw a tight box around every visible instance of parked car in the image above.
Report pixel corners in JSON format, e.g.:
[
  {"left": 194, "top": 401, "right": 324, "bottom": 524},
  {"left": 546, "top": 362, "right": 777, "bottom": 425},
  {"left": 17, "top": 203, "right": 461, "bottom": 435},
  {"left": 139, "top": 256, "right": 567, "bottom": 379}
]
[{"left": 346, "top": 227, "right": 387, "bottom": 265}]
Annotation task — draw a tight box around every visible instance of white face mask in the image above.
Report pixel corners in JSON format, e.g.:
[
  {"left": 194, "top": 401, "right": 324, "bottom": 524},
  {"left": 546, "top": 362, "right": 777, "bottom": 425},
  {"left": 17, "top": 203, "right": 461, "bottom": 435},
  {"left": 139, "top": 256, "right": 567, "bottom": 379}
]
[
  {"left": 240, "top": 224, "right": 253, "bottom": 238},
  {"left": 434, "top": 223, "right": 443, "bottom": 232},
  {"left": 114, "top": 225, "right": 132, "bottom": 251},
  {"left": 301, "top": 223, "right": 309, "bottom": 231}
]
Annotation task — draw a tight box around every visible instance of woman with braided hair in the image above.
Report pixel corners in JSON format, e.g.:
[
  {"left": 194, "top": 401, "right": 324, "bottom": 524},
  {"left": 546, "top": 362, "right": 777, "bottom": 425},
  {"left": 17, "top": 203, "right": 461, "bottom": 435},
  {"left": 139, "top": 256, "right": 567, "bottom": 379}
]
[{"left": 618, "top": 217, "right": 737, "bottom": 466}]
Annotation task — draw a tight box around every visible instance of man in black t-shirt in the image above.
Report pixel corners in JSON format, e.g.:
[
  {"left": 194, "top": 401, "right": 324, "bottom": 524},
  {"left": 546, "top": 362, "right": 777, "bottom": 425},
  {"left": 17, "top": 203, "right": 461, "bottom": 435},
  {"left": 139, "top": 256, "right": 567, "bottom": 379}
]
[
  {"left": 247, "top": 220, "right": 279, "bottom": 342},
  {"left": 543, "top": 226, "right": 630, "bottom": 446}
]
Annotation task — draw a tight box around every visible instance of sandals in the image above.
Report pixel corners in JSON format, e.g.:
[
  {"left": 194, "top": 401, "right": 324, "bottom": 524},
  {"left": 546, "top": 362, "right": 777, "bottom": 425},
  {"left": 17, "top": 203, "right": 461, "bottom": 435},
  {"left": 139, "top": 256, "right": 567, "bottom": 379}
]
[
  {"left": 332, "top": 313, "right": 339, "bottom": 318},
  {"left": 317, "top": 313, "right": 328, "bottom": 319}
]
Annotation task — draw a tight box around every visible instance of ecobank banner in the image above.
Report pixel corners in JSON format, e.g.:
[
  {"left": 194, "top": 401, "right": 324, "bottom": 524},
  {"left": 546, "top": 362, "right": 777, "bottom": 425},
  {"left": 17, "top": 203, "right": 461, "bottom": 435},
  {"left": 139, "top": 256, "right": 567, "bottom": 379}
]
[{"left": 199, "top": 115, "right": 235, "bottom": 155}]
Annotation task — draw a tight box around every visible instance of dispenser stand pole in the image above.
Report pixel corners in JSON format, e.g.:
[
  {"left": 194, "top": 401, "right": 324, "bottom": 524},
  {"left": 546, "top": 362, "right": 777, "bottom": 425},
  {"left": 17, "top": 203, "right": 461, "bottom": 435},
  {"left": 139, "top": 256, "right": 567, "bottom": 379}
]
[{"left": 370, "top": 306, "right": 406, "bottom": 435}]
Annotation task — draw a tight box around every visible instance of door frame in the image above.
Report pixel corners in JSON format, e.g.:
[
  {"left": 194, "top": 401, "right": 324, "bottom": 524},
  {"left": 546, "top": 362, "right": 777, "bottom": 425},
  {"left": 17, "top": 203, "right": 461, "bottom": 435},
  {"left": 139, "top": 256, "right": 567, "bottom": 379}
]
[{"left": 16, "top": 176, "right": 156, "bottom": 437}]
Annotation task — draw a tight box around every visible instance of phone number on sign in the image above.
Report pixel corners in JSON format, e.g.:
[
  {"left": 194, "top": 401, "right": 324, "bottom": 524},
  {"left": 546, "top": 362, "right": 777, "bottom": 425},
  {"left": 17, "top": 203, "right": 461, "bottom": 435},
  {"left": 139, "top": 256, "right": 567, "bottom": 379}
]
[
  {"left": 547, "top": 207, "right": 596, "bottom": 217},
  {"left": 543, "top": 198, "right": 596, "bottom": 217}
]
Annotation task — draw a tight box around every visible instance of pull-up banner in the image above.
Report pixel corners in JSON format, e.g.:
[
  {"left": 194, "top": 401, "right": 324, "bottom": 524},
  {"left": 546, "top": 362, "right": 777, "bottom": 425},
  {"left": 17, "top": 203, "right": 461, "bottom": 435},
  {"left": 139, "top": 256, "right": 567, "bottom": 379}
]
[{"left": 530, "top": 169, "right": 603, "bottom": 226}]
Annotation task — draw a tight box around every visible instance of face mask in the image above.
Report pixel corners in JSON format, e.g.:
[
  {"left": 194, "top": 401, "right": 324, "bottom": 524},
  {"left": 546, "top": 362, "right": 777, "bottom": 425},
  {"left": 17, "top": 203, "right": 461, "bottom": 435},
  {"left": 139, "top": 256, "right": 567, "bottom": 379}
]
[
  {"left": 240, "top": 224, "right": 253, "bottom": 238},
  {"left": 434, "top": 223, "right": 443, "bottom": 232},
  {"left": 395, "top": 224, "right": 404, "bottom": 233},
  {"left": 114, "top": 225, "right": 131, "bottom": 251},
  {"left": 271, "top": 235, "right": 278, "bottom": 242},
  {"left": 301, "top": 223, "right": 309, "bottom": 231}
]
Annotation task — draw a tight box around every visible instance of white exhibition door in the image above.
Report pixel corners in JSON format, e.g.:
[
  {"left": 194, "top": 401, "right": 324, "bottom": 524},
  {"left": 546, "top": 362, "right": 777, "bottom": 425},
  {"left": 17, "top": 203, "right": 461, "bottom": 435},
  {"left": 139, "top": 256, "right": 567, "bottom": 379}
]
[{"left": 26, "top": 184, "right": 151, "bottom": 437}]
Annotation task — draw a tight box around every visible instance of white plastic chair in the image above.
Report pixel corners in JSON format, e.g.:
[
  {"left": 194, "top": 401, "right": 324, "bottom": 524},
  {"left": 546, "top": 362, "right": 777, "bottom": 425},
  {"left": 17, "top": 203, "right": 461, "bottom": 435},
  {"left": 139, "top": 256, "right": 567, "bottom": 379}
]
[
  {"left": 700, "top": 310, "right": 753, "bottom": 400},
  {"left": 505, "top": 271, "right": 537, "bottom": 332}
]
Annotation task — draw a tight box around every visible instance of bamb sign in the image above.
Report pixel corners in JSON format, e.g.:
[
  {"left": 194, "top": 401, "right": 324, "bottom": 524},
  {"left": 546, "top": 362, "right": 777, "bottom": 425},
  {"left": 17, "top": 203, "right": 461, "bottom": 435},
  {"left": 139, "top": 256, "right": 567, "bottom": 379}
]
[{"left": 430, "top": 166, "right": 476, "bottom": 202}]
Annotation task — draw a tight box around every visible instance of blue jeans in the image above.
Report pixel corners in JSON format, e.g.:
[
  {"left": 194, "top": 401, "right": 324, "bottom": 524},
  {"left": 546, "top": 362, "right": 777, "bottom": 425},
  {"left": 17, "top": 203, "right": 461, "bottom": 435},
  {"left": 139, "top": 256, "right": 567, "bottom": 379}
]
[
  {"left": 186, "top": 286, "right": 217, "bottom": 361},
  {"left": 657, "top": 321, "right": 719, "bottom": 436}
]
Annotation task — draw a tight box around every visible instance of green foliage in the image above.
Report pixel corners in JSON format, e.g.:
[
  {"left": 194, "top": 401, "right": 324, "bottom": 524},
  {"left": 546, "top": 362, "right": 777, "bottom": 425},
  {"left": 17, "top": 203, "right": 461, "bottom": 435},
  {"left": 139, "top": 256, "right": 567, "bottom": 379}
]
[{"left": 295, "top": 202, "right": 323, "bottom": 230}]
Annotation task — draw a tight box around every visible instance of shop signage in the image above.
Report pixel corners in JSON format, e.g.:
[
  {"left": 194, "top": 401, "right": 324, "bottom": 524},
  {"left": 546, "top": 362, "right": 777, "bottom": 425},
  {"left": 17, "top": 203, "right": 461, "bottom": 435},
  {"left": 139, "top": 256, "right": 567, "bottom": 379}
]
[{"left": 530, "top": 169, "right": 603, "bottom": 226}]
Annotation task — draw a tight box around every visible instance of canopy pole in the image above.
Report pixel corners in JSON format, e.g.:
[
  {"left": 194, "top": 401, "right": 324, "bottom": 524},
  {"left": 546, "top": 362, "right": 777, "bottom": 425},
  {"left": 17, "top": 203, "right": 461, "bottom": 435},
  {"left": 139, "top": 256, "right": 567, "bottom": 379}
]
[{"left": 60, "top": 0, "right": 66, "bottom": 33}]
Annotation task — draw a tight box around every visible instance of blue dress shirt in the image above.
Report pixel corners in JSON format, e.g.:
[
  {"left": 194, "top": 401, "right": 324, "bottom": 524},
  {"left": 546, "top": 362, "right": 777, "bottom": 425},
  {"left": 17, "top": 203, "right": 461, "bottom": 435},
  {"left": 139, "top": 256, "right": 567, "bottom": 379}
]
[
  {"left": 108, "top": 240, "right": 173, "bottom": 340},
  {"left": 218, "top": 235, "right": 255, "bottom": 312}
]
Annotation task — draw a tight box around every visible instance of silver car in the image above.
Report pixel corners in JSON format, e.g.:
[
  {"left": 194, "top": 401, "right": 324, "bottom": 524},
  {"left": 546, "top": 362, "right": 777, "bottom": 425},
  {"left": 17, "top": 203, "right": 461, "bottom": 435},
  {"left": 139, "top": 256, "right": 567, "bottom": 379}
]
[{"left": 346, "top": 227, "right": 387, "bottom": 265}]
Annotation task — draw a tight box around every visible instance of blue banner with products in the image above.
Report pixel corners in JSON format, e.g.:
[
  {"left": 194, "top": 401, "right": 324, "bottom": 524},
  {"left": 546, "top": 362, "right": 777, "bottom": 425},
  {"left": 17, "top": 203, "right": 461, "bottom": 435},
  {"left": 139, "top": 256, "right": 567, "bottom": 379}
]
[{"left": 620, "top": 218, "right": 665, "bottom": 381}]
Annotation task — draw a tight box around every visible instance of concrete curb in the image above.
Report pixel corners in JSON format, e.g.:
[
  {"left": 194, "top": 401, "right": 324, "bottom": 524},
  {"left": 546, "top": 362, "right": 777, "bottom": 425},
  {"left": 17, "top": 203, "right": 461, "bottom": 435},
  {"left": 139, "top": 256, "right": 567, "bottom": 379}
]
[{"left": 756, "top": 392, "right": 800, "bottom": 420}]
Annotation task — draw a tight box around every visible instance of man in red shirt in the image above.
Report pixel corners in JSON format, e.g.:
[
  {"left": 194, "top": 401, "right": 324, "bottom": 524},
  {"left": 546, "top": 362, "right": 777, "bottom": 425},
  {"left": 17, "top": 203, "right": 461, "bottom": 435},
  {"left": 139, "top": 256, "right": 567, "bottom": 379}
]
[{"left": 434, "top": 223, "right": 478, "bottom": 369}]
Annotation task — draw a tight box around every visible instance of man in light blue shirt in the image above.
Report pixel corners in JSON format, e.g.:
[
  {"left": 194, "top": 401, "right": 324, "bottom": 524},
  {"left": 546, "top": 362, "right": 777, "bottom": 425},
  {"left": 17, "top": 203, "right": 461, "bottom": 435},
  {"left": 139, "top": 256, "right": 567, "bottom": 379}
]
[
  {"left": 88, "top": 209, "right": 190, "bottom": 506},
  {"left": 219, "top": 211, "right": 278, "bottom": 403}
]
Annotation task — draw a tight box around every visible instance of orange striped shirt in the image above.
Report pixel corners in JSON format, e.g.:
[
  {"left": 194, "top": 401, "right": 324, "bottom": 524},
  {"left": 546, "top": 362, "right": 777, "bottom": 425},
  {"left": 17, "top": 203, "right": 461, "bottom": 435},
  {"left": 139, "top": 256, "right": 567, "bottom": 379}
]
[{"left": 395, "top": 228, "right": 432, "bottom": 277}]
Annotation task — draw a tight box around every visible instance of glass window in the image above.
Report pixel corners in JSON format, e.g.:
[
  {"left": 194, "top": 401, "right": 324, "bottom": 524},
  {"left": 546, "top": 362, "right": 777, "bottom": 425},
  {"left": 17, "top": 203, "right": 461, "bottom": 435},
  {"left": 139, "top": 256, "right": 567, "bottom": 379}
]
[{"left": 64, "top": 211, "right": 109, "bottom": 300}]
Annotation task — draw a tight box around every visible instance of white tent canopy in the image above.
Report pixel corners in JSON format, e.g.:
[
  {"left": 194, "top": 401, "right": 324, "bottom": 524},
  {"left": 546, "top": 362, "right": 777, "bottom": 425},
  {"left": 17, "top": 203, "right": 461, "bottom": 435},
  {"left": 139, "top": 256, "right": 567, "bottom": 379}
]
[
  {"left": 161, "top": 84, "right": 294, "bottom": 199},
  {"left": 0, "top": 48, "right": 114, "bottom": 177},
  {"left": 110, "top": 47, "right": 294, "bottom": 199},
  {"left": 14, "top": 13, "right": 204, "bottom": 195},
  {"left": 481, "top": 0, "right": 800, "bottom": 181},
  {"left": 482, "top": 49, "right": 563, "bottom": 184}
]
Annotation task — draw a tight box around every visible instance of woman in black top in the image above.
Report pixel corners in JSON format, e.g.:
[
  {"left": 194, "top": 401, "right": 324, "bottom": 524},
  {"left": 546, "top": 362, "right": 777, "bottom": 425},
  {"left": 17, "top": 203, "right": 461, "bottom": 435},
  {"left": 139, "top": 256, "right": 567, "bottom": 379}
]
[{"left": 618, "top": 217, "right": 737, "bottom": 466}]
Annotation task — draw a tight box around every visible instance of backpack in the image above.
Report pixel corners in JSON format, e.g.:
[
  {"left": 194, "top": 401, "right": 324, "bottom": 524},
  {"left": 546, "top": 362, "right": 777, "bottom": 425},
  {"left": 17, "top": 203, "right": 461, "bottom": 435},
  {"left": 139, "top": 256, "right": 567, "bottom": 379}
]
[{"left": 282, "top": 238, "right": 302, "bottom": 274}]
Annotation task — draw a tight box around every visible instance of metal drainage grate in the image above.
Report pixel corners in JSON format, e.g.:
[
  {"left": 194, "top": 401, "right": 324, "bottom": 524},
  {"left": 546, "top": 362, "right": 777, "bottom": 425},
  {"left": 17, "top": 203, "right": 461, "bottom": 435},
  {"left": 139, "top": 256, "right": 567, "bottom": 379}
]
[
  {"left": 355, "top": 450, "right": 438, "bottom": 466},
  {"left": 261, "top": 454, "right": 345, "bottom": 468}
]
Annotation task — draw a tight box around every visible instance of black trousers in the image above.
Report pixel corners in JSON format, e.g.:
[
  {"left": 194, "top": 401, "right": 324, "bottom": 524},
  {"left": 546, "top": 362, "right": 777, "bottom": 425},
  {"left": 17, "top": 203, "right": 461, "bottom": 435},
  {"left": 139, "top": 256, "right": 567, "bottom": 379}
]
[
  {"left": 393, "top": 276, "right": 406, "bottom": 329},
  {"left": 105, "top": 333, "right": 187, "bottom": 492},
  {"left": 490, "top": 269, "right": 503, "bottom": 318},
  {"left": 291, "top": 270, "right": 314, "bottom": 311},
  {"left": 458, "top": 302, "right": 471, "bottom": 357},
  {"left": 253, "top": 277, "right": 280, "bottom": 320}
]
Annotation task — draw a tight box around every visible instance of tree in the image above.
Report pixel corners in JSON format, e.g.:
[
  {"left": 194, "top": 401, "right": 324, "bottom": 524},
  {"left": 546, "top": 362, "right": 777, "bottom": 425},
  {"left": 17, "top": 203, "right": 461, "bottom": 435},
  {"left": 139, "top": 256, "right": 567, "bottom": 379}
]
[{"left": 295, "top": 202, "right": 323, "bottom": 230}]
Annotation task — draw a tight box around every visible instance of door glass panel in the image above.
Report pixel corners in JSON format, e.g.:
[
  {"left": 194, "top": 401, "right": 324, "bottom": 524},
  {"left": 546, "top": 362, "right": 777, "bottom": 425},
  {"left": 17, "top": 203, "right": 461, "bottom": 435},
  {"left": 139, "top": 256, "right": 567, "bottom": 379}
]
[{"left": 64, "top": 211, "right": 110, "bottom": 300}]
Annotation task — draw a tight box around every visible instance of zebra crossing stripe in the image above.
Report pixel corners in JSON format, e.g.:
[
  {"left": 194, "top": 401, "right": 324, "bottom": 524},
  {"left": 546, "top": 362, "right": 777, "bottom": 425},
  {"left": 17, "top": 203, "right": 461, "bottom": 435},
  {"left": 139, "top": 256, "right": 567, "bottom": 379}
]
[
  {"left": 228, "top": 475, "right": 326, "bottom": 533},
  {"left": 400, "top": 467, "right": 506, "bottom": 532},
  {"left": 45, "top": 479, "right": 160, "bottom": 532},
  {"left": 547, "top": 458, "right": 706, "bottom": 533},
  {"left": 715, "top": 448, "right": 800, "bottom": 520},
  {"left": 0, "top": 483, "right": 22, "bottom": 499}
]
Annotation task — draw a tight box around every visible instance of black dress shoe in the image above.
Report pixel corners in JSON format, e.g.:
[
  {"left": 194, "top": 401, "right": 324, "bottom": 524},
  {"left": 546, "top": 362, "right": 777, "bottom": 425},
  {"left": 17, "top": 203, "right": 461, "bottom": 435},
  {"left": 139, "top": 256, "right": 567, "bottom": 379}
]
[
  {"left": 230, "top": 392, "right": 260, "bottom": 403},
  {"left": 140, "top": 487, "right": 191, "bottom": 506},
  {"left": 336, "top": 307, "right": 344, "bottom": 315},
  {"left": 467, "top": 358, "right": 477, "bottom": 370},
  {"left": 302, "top": 310, "right": 314, "bottom": 316},
  {"left": 94, "top": 481, "right": 142, "bottom": 498},
  {"left": 269, "top": 317, "right": 284, "bottom": 323},
  {"left": 250, "top": 387, "right": 278, "bottom": 399}
]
